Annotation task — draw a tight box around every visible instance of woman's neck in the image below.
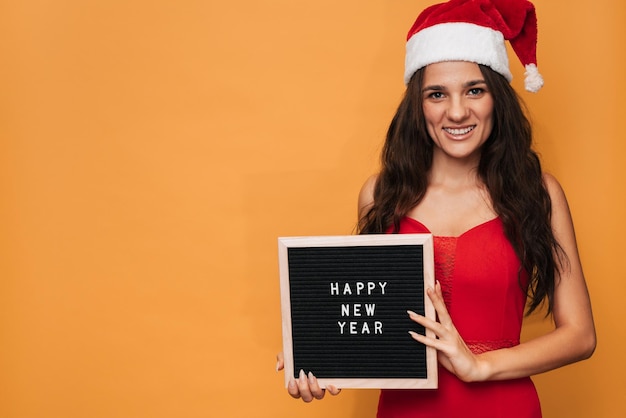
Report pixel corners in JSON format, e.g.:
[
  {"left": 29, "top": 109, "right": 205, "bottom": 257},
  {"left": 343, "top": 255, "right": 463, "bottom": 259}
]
[{"left": 428, "top": 150, "right": 482, "bottom": 189}]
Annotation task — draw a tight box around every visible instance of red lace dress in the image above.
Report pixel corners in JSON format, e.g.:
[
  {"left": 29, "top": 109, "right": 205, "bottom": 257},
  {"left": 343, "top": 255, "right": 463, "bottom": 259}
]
[{"left": 377, "top": 217, "right": 541, "bottom": 418}]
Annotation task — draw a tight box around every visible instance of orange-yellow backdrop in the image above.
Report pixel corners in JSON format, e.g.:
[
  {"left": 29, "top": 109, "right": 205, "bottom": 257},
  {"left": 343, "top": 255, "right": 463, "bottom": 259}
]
[{"left": 1, "top": 1, "right": 624, "bottom": 417}]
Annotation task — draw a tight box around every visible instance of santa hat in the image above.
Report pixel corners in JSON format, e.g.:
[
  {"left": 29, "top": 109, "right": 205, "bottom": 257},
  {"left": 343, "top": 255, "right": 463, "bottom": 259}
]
[{"left": 404, "top": 0, "right": 544, "bottom": 92}]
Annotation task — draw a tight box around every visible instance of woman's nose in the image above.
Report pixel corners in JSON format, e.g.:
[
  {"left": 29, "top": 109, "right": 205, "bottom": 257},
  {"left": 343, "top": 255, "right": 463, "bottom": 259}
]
[{"left": 446, "top": 97, "right": 470, "bottom": 121}]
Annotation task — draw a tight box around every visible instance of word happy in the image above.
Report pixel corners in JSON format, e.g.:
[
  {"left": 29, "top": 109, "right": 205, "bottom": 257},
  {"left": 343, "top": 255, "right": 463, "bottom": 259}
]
[
  {"left": 330, "top": 281, "right": 388, "bottom": 296},
  {"left": 331, "top": 281, "right": 387, "bottom": 335}
]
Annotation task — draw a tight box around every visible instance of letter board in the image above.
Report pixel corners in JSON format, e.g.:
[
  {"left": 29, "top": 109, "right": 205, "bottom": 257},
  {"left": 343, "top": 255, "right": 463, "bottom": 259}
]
[{"left": 278, "top": 234, "right": 437, "bottom": 389}]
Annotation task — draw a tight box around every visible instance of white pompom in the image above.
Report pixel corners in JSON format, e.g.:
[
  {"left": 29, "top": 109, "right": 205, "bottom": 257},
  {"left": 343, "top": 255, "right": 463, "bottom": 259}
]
[{"left": 524, "top": 64, "right": 544, "bottom": 93}]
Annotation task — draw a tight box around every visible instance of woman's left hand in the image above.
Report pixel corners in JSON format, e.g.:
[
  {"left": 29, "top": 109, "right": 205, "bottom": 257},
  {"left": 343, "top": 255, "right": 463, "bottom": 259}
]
[{"left": 408, "top": 281, "right": 488, "bottom": 382}]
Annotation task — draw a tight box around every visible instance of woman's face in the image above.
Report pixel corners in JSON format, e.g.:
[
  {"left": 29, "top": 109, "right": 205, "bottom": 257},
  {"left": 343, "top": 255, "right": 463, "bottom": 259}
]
[{"left": 421, "top": 61, "right": 494, "bottom": 163}]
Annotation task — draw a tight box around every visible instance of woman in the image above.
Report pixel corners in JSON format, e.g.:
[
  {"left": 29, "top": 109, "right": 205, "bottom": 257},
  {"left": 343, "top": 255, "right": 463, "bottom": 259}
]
[{"left": 278, "top": 0, "right": 596, "bottom": 416}]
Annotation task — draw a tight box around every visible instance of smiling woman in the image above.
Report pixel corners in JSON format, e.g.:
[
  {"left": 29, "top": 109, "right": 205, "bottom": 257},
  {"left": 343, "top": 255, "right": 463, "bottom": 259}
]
[
  {"left": 277, "top": 0, "right": 596, "bottom": 416},
  {"left": 1, "top": 0, "right": 622, "bottom": 416}
]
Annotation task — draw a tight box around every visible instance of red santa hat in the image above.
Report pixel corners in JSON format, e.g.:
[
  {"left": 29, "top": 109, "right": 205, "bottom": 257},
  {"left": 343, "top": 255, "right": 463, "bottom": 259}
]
[{"left": 404, "top": 0, "right": 544, "bottom": 92}]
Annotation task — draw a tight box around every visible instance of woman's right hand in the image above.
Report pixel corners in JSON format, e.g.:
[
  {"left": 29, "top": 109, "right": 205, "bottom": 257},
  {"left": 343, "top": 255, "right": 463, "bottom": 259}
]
[{"left": 276, "top": 352, "right": 341, "bottom": 402}]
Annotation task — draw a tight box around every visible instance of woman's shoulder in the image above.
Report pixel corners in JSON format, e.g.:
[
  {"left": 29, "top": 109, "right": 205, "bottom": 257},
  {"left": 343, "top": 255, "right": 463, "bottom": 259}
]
[
  {"left": 542, "top": 172, "right": 568, "bottom": 206},
  {"left": 358, "top": 174, "right": 379, "bottom": 218},
  {"left": 541, "top": 172, "right": 575, "bottom": 228},
  {"left": 542, "top": 171, "right": 561, "bottom": 190}
]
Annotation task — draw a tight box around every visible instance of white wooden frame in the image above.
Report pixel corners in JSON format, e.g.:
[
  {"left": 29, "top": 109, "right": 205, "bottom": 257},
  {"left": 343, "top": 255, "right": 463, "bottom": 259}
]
[{"left": 278, "top": 234, "right": 437, "bottom": 389}]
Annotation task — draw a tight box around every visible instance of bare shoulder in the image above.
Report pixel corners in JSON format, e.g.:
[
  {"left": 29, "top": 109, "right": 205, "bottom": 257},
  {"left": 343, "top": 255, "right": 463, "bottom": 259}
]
[
  {"left": 542, "top": 172, "right": 578, "bottom": 245},
  {"left": 358, "top": 174, "right": 378, "bottom": 218},
  {"left": 542, "top": 172, "right": 569, "bottom": 213},
  {"left": 542, "top": 172, "right": 563, "bottom": 194}
]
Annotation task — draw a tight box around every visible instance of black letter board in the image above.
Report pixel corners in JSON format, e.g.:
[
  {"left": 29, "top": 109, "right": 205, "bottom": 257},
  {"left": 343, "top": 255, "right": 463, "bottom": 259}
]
[{"left": 278, "top": 234, "right": 437, "bottom": 389}]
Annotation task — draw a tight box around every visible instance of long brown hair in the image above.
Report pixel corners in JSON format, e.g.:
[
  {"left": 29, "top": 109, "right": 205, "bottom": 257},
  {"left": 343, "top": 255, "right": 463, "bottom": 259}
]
[{"left": 357, "top": 64, "right": 563, "bottom": 315}]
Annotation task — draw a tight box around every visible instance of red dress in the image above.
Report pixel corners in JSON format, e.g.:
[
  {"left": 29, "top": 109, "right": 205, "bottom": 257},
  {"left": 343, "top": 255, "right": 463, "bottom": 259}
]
[{"left": 377, "top": 217, "right": 541, "bottom": 418}]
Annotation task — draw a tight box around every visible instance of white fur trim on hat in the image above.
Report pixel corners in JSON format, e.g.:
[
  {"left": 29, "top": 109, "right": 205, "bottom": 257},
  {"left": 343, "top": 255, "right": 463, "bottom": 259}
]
[{"left": 404, "top": 22, "right": 511, "bottom": 85}]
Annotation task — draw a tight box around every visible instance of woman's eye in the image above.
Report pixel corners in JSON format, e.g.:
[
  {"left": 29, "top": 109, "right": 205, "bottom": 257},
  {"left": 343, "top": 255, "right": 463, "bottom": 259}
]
[
  {"left": 468, "top": 88, "right": 484, "bottom": 96},
  {"left": 428, "top": 92, "right": 444, "bottom": 99}
]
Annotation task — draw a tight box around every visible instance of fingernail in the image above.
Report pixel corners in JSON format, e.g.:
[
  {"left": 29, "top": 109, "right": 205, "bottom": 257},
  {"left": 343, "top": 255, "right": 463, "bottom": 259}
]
[
  {"left": 407, "top": 310, "right": 418, "bottom": 316},
  {"left": 299, "top": 369, "right": 306, "bottom": 381},
  {"left": 275, "top": 361, "right": 280, "bottom": 372},
  {"left": 308, "top": 371, "right": 315, "bottom": 383}
]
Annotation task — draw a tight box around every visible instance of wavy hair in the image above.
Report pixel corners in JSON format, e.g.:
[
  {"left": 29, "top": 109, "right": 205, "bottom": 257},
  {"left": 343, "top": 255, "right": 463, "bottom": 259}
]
[{"left": 357, "top": 64, "right": 564, "bottom": 315}]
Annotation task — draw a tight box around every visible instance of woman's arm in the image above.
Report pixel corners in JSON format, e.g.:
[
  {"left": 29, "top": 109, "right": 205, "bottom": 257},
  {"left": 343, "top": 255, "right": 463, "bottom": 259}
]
[
  {"left": 480, "top": 173, "right": 596, "bottom": 379},
  {"left": 409, "top": 173, "right": 596, "bottom": 382}
]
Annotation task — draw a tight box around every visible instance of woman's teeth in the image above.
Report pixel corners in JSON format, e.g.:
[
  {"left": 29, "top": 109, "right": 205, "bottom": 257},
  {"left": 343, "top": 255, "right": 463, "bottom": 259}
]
[{"left": 444, "top": 126, "right": 474, "bottom": 135}]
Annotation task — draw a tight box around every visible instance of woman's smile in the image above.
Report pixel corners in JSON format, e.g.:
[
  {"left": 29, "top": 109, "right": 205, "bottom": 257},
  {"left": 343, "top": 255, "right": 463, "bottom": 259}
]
[{"left": 443, "top": 125, "right": 476, "bottom": 138}]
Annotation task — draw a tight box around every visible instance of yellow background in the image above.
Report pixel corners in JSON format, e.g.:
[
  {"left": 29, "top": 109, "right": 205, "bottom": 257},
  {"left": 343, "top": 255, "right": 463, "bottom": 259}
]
[{"left": 1, "top": 1, "right": 624, "bottom": 417}]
